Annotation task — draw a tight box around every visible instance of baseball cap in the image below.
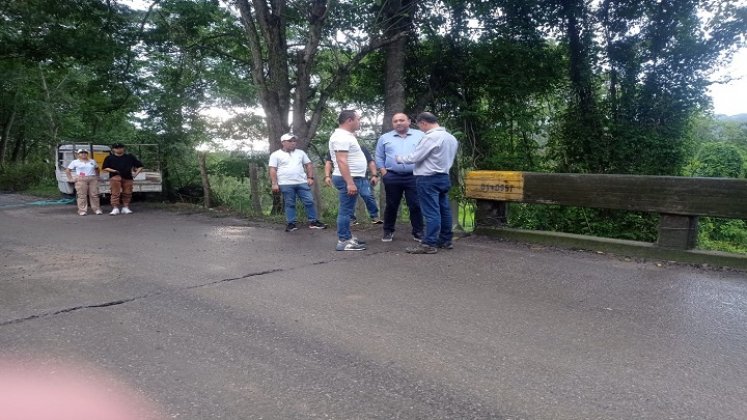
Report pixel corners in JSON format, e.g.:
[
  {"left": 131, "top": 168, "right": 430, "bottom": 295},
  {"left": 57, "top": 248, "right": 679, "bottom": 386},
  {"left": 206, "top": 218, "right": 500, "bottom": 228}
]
[
  {"left": 111, "top": 143, "right": 125, "bottom": 149},
  {"left": 76, "top": 148, "right": 89, "bottom": 154},
  {"left": 280, "top": 133, "right": 297, "bottom": 141}
]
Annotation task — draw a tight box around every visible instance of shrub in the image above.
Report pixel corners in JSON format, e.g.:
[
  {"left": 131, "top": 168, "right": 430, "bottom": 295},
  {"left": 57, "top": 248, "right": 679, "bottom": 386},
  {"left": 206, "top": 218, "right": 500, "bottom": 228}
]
[{"left": 0, "top": 162, "right": 54, "bottom": 192}]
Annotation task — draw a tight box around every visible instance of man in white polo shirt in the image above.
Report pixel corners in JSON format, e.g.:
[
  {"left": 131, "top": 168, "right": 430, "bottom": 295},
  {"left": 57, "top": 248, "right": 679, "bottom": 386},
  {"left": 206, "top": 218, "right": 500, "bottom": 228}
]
[{"left": 269, "top": 133, "right": 327, "bottom": 232}]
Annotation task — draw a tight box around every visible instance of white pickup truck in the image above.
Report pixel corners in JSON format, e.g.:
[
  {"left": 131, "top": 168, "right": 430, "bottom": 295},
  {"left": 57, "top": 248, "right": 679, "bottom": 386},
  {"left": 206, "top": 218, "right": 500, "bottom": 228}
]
[{"left": 55, "top": 144, "right": 163, "bottom": 196}]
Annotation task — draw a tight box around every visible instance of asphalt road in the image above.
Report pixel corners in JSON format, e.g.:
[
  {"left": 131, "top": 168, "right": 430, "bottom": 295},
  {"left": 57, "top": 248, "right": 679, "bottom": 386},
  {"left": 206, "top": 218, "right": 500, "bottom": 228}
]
[{"left": 1, "top": 194, "right": 746, "bottom": 419}]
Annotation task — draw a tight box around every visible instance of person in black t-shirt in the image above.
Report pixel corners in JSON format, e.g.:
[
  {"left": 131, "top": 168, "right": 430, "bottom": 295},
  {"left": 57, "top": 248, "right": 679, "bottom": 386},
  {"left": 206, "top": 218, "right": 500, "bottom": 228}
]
[{"left": 102, "top": 143, "right": 144, "bottom": 215}]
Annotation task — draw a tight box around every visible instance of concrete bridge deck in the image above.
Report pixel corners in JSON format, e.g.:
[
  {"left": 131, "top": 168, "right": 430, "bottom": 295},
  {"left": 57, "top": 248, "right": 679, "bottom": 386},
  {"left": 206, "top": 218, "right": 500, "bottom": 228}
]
[{"left": 1, "top": 195, "right": 746, "bottom": 419}]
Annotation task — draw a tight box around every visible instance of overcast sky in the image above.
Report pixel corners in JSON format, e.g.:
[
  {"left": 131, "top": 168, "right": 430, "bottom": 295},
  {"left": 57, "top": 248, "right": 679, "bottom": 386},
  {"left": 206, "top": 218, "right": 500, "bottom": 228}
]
[{"left": 708, "top": 48, "right": 747, "bottom": 116}]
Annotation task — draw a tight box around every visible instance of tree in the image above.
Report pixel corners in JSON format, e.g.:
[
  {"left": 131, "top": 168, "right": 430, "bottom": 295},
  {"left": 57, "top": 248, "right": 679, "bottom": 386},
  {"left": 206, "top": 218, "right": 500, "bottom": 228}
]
[
  {"left": 0, "top": 0, "right": 140, "bottom": 165},
  {"left": 691, "top": 142, "right": 745, "bottom": 178},
  {"left": 231, "top": 0, "right": 406, "bottom": 152},
  {"left": 135, "top": 0, "right": 257, "bottom": 197}
]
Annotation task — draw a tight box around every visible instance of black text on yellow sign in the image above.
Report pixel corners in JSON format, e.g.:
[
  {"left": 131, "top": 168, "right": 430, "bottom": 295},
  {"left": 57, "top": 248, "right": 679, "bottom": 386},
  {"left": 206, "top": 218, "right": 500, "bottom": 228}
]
[{"left": 465, "top": 171, "right": 524, "bottom": 201}]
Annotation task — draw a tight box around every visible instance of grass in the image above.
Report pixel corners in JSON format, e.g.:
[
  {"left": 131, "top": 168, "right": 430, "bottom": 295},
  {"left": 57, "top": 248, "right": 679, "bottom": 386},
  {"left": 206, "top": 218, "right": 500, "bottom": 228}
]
[{"left": 24, "top": 180, "right": 61, "bottom": 198}]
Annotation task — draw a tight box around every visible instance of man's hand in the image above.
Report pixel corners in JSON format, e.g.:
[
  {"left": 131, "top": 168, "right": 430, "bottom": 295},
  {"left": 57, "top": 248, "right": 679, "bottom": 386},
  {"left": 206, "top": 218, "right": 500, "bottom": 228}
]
[
  {"left": 370, "top": 176, "right": 378, "bottom": 186},
  {"left": 307, "top": 178, "right": 314, "bottom": 186},
  {"left": 271, "top": 184, "right": 280, "bottom": 193},
  {"left": 379, "top": 168, "right": 387, "bottom": 177},
  {"left": 346, "top": 183, "right": 358, "bottom": 196},
  {"left": 324, "top": 176, "right": 333, "bottom": 187}
]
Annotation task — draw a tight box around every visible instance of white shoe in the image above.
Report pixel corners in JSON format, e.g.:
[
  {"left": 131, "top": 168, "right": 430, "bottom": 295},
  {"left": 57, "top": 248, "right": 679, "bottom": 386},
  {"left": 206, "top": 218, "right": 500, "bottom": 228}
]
[
  {"left": 78, "top": 212, "right": 87, "bottom": 216},
  {"left": 110, "top": 208, "right": 120, "bottom": 215},
  {"left": 95, "top": 210, "right": 103, "bottom": 215},
  {"left": 121, "top": 207, "right": 133, "bottom": 214}
]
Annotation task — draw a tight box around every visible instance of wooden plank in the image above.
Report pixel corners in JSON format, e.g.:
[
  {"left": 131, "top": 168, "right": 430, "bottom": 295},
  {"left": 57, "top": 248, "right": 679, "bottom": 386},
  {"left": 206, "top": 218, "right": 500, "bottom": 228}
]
[
  {"left": 521, "top": 173, "right": 747, "bottom": 219},
  {"left": 464, "top": 171, "right": 524, "bottom": 201},
  {"left": 465, "top": 171, "right": 747, "bottom": 218},
  {"left": 657, "top": 214, "right": 698, "bottom": 250}
]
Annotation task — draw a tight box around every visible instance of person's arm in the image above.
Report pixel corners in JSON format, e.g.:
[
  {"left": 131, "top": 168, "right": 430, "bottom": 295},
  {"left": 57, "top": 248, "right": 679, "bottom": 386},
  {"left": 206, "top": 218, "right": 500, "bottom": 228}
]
[
  {"left": 304, "top": 162, "right": 315, "bottom": 186},
  {"left": 65, "top": 166, "right": 73, "bottom": 181},
  {"left": 269, "top": 166, "right": 279, "bottom": 193},
  {"left": 397, "top": 136, "right": 437, "bottom": 165},
  {"left": 374, "top": 137, "right": 387, "bottom": 176},
  {"left": 335, "top": 151, "right": 357, "bottom": 196},
  {"left": 324, "top": 160, "right": 333, "bottom": 187},
  {"left": 102, "top": 157, "right": 119, "bottom": 175},
  {"left": 131, "top": 156, "right": 144, "bottom": 177},
  {"left": 368, "top": 159, "right": 379, "bottom": 186}
]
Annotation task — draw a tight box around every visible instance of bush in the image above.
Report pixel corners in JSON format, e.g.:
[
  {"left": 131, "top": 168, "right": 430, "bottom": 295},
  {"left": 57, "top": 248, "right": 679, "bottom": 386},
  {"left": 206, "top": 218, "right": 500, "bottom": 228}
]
[
  {"left": 0, "top": 162, "right": 54, "bottom": 192},
  {"left": 507, "top": 204, "right": 658, "bottom": 242},
  {"left": 698, "top": 218, "right": 747, "bottom": 253}
]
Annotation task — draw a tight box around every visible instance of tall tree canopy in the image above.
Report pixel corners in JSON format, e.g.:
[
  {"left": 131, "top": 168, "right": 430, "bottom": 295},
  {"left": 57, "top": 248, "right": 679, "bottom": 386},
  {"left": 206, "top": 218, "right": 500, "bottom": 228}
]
[{"left": 1, "top": 0, "right": 745, "bottom": 180}]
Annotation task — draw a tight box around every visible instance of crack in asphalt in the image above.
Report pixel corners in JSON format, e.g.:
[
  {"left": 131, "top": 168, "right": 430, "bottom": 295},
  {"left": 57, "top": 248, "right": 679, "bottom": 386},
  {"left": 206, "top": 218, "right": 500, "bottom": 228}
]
[
  {"left": 1, "top": 249, "right": 394, "bottom": 327},
  {"left": 0, "top": 268, "right": 283, "bottom": 327}
]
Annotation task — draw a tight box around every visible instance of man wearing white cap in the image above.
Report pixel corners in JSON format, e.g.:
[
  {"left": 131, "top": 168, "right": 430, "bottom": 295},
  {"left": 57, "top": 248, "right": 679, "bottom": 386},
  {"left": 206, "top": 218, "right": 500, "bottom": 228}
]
[
  {"left": 269, "top": 133, "right": 327, "bottom": 232},
  {"left": 65, "top": 148, "right": 103, "bottom": 216}
]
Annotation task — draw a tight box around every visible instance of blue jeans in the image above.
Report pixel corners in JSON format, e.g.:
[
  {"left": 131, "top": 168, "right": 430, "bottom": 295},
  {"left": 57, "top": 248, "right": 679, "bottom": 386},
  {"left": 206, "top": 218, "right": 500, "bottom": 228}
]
[
  {"left": 279, "top": 183, "right": 318, "bottom": 223},
  {"left": 357, "top": 179, "right": 379, "bottom": 218},
  {"left": 332, "top": 176, "right": 368, "bottom": 241},
  {"left": 415, "top": 174, "right": 453, "bottom": 247}
]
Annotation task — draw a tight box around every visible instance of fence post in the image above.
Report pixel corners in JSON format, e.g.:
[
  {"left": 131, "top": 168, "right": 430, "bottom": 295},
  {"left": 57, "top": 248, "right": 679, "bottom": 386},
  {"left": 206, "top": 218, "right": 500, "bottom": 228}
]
[
  {"left": 248, "top": 162, "right": 262, "bottom": 215},
  {"left": 657, "top": 214, "right": 699, "bottom": 250},
  {"left": 475, "top": 199, "right": 508, "bottom": 228}
]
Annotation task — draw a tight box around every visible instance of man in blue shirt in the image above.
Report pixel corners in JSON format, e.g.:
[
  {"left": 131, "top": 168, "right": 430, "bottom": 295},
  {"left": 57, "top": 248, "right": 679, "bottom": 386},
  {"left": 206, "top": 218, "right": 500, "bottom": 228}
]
[
  {"left": 375, "top": 113, "right": 425, "bottom": 243},
  {"left": 396, "top": 112, "right": 459, "bottom": 254}
]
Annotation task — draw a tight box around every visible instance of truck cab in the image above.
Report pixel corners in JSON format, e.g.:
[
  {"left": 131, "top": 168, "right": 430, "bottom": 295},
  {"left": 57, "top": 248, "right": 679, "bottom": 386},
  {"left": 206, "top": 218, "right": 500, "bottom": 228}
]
[{"left": 55, "top": 144, "right": 162, "bottom": 196}]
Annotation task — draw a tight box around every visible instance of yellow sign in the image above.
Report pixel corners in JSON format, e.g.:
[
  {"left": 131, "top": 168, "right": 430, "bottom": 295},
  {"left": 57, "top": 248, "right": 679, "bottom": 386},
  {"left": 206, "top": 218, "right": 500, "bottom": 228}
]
[{"left": 465, "top": 171, "right": 524, "bottom": 201}]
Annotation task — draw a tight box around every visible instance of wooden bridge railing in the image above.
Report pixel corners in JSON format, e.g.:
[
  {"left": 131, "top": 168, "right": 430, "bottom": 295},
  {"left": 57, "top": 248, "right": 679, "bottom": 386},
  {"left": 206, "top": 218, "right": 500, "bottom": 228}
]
[{"left": 465, "top": 171, "right": 747, "bottom": 250}]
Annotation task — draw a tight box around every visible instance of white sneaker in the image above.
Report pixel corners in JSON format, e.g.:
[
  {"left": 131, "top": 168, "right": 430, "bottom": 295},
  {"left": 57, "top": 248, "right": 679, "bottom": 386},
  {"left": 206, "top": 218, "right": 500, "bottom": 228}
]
[
  {"left": 78, "top": 212, "right": 86, "bottom": 216},
  {"left": 95, "top": 210, "right": 103, "bottom": 215},
  {"left": 336, "top": 239, "right": 366, "bottom": 251},
  {"left": 121, "top": 207, "right": 133, "bottom": 214},
  {"left": 110, "top": 208, "right": 120, "bottom": 215}
]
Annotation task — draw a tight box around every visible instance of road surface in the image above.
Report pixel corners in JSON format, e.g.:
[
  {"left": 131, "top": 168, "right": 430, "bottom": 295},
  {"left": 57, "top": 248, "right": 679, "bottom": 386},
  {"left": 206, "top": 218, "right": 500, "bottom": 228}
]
[{"left": 1, "top": 194, "right": 746, "bottom": 419}]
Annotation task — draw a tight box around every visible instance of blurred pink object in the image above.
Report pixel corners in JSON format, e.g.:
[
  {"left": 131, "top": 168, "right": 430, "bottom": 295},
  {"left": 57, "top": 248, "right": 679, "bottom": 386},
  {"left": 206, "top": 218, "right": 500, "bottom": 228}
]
[{"left": 0, "top": 357, "right": 164, "bottom": 420}]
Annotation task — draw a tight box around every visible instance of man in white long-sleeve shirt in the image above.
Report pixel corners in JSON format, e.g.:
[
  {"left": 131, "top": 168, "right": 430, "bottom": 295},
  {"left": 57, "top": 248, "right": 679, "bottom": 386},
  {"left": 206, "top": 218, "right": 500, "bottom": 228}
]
[{"left": 396, "top": 112, "right": 458, "bottom": 254}]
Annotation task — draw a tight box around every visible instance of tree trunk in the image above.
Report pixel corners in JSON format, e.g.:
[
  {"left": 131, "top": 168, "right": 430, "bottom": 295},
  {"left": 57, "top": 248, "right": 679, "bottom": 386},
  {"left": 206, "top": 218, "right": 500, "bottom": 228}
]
[
  {"left": 10, "top": 130, "right": 24, "bottom": 163},
  {"left": 38, "top": 63, "right": 60, "bottom": 143},
  {"left": 198, "top": 151, "right": 211, "bottom": 208},
  {"left": 379, "top": 0, "right": 417, "bottom": 215},
  {"left": 234, "top": 0, "right": 405, "bottom": 155},
  {"left": 0, "top": 107, "right": 17, "bottom": 166},
  {"left": 248, "top": 162, "right": 263, "bottom": 215}
]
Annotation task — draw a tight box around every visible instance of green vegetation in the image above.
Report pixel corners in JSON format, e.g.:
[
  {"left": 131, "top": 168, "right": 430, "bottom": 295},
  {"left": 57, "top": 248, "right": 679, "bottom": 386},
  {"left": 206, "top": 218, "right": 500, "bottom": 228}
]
[
  {"left": 1, "top": 0, "right": 745, "bottom": 254},
  {"left": 0, "top": 162, "right": 54, "bottom": 193}
]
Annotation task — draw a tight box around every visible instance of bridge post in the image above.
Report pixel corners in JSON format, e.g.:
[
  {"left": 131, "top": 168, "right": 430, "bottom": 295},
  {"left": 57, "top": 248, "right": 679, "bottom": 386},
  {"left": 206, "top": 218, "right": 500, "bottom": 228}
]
[
  {"left": 657, "top": 214, "right": 699, "bottom": 250},
  {"left": 475, "top": 199, "right": 508, "bottom": 227}
]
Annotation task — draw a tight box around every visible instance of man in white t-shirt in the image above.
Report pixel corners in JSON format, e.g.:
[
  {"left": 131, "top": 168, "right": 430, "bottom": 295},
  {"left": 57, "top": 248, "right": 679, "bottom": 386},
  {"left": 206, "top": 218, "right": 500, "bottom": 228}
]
[
  {"left": 329, "top": 110, "right": 368, "bottom": 251},
  {"left": 269, "top": 133, "right": 327, "bottom": 232}
]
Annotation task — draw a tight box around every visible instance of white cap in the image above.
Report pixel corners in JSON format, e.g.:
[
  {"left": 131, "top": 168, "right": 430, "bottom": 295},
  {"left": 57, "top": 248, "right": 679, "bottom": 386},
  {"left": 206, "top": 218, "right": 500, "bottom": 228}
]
[
  {"left": 76, "top": 148, "right": 89, "bottom": 154},
  {"left": 280, "top": 133, "right": 297, "bottom": 141}
]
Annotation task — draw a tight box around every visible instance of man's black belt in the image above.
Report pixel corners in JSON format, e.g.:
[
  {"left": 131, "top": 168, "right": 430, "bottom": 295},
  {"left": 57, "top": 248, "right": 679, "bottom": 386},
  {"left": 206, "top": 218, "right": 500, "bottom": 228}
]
[{"left": 387, "top": 170, "right": 412, "bottom": 175}]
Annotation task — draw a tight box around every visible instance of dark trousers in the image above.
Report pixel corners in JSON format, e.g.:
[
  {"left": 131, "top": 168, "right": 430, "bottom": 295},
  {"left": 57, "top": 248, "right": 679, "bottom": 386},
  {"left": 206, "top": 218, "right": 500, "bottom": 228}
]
[{"left": 382, "top": 171, "right": 423, "bottom": 235}]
